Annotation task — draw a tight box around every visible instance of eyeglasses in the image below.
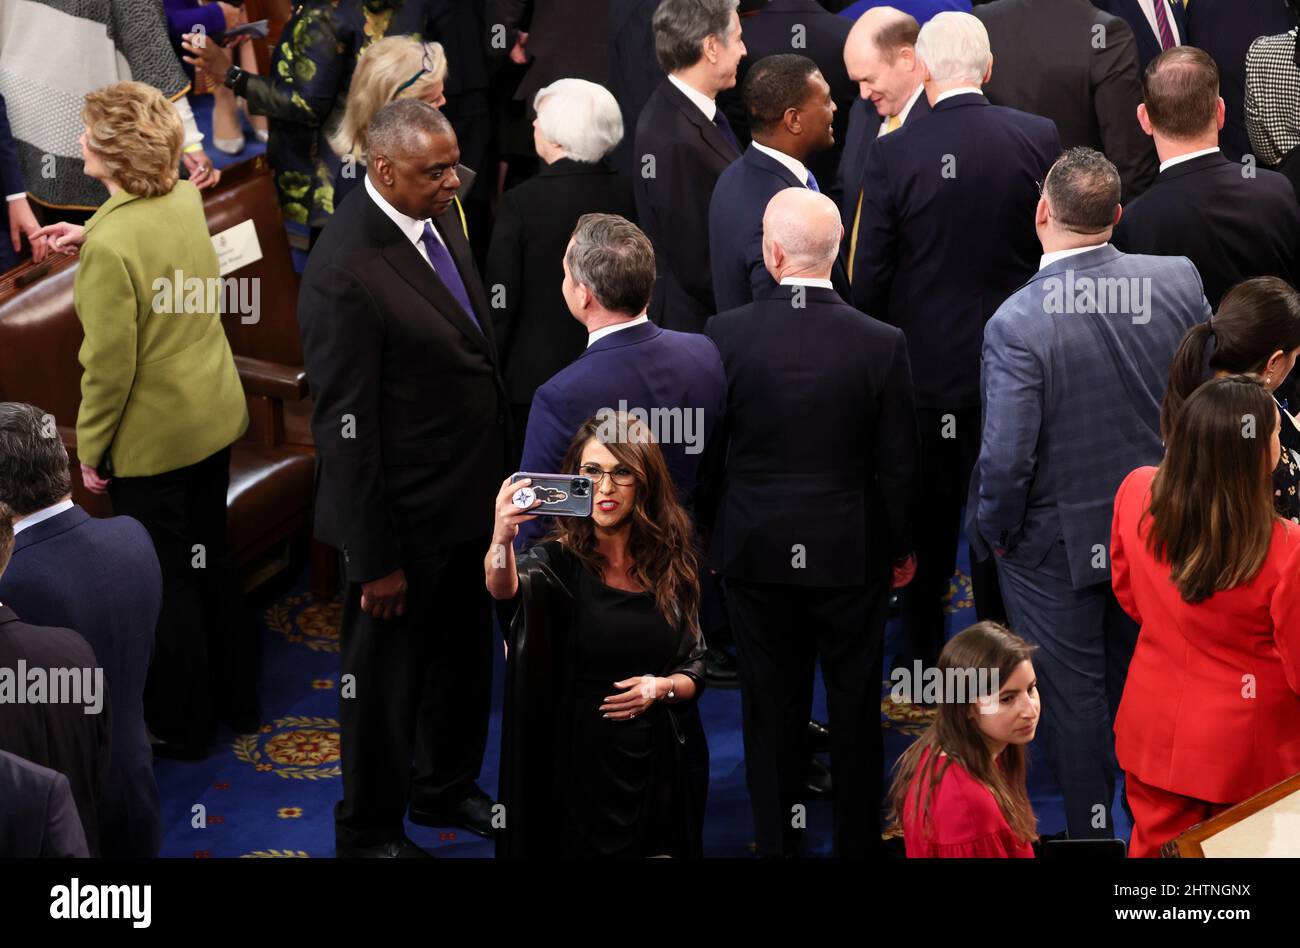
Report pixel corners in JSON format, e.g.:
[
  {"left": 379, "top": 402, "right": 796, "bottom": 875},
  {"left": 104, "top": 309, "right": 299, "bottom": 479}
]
[
  {"left": 394, "top": 43, "right": 434, "bottom": 95},
  {"left": 578, "top": 463, "right": 637, "bottom": 487}
]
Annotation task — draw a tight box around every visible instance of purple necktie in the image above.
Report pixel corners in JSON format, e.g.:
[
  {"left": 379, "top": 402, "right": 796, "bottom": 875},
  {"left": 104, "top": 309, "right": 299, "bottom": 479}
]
[
  {"left": 806, "top": 170, "right": 820, "bottom": 193},
  {"left": 419, "top": 221, "right": 481, "bottom": 333},
  {"left": 712, "top": 109, "right": 740, "bottom": 154},
  {"left": 1153, "top": 0, "right": 1176, "bottom": 51}
]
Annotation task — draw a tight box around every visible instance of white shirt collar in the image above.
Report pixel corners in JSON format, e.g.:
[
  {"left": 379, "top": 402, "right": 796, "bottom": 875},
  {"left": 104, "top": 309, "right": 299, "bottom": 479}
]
[
  {"left": 779, "top": 276, "right": 834, "bottom": 289},
  {"left": 1138, "top": 0, "right": 1182, "bottom": 47},
  {"left": 749, "top": 141, "right": 810, "bottom": 187},
  {"left": 364, "top": 175, "right": 443, "bottom": 256},
  {"left": 12, "top": 498, "right": 75, "bottom": 536},
  {"left": 587, "top": 314, "right": 649, "bottom": 348},
  {"left": 877, "top": 83, "right": 926, "bottom": 137},
  {"left": 1039, "top": 242, "right": 1110, "bottom": 271},
  {"left": 1159, "top": 146, "right": 1220, "bottom": 174},
  {"left": 668, "top": 73, "right": 716, "bottom": 121},
  {"left": 932, "top": 86, "right": 984, "bottom": 107}
]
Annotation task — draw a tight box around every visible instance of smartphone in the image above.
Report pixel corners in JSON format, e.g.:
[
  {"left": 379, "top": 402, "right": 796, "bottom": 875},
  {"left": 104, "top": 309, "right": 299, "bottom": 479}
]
[
  {"left": 217, "top": 19, "right": 269, "bottom": 43},
  {"left": 510, "top": 472, "right": 593, "bottom": 518}
]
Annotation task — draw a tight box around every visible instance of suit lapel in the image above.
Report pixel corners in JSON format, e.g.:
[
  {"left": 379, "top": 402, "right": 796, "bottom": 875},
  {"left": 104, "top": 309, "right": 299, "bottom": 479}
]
[
  {"left": 661, "top": 80, "right": 739, "bottom": 164},
  {"left": 13, "top": 506, "right": 88, "bottom": 553},
  {"left": 746, "top": 146, "right": 804, "bottom": 189}
]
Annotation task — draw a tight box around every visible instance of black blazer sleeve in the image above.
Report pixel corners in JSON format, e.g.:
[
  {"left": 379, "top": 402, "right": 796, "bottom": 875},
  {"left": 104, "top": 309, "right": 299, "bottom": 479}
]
[
  {"left": 661, "top": 139, "right": 723, "bottom": 312},
  {"left": 875, "top": 328, "right": 920, "bottom": 558},
  {"left": 1091, "top": 17, "right": 1157, "bottom": 201},
  {"left": 299, "top": 263, "right": 402, "bottom": 582}
]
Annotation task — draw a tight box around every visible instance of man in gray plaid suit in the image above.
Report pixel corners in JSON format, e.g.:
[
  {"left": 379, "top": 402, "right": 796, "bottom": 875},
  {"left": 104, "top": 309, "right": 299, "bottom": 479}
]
[{"left": 969, "top": 147, "right": 1211, "bottom": 842}]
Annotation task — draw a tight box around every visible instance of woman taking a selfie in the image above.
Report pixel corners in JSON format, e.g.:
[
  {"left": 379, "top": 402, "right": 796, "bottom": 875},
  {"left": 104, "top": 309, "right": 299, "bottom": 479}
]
[
  {"left": 1113, "top": 375, "right": 1300, "bottom": 857},
  {"left": 485, "top": 412, "right": 708, "bottom": 857},
  {"left": 890, "top": 621, "right": 1041, "bottom": 858}
]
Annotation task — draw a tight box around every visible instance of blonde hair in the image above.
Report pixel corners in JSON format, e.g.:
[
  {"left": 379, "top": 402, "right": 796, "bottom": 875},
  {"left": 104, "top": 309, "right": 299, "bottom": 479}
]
[
  {"left": 331, "top": 37, "right": 448, "bottom": 162},
  {"left": 81, "top": 81, "right": 183, "bottom": 197}
]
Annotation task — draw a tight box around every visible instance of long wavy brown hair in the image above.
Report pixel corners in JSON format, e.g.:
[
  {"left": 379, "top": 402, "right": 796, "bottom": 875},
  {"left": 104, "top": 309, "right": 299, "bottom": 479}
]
[
  {"left": 888, "top": 622, "right": 1039, "bottom": 847},
  {"left": 551, "top": 412, "right": 701, "bottom": 637},
  {"left": 1146, "top": 374, "right": 1279, "bottom": 604}
]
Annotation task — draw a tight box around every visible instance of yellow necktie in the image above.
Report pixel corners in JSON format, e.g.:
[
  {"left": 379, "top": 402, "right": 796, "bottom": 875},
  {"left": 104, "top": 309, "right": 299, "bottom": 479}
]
[{"left": 849, "top": 113, "right": 903, "bottom": 285}]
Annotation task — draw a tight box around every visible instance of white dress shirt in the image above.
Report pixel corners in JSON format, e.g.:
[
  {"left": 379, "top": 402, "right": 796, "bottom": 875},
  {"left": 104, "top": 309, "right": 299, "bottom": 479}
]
[
  {"left": 668, "top": 73, "right": 717, "bottom": 121},
  {"left": 587, "top": 314, "right": 649, "bottom": 348},
  {"left": 12, "top": 498, "right": 75, "bottom": 535},
  {"left": 1039, "top": 242, "right": 1110, "bottom": 271},
  {"left": 1137, "top": 0, "right": 1182, "bottom": 47},
  {"left": 364, "top": 174, "right": 446, "bottom": 268},
  {"left": 1159, "top": 146, "right": 1221, "bottom": 174},
  {"left": 877, "top": 83, "right": 927, "bottom": 138},
  {"left": 932, "top": 86, "right": 985, "bottom": 107},
  {"left": 750, "top": 141, "right": 811, "bottom": 187},
  {"left": 779, "top": 276, "right": 834, "bottom": 289}
]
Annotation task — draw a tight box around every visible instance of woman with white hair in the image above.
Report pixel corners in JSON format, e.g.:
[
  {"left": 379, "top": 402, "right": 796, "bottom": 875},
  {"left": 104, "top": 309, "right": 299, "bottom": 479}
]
[{"left": 486, "top": 78, "right": 636, "bottom": 464}]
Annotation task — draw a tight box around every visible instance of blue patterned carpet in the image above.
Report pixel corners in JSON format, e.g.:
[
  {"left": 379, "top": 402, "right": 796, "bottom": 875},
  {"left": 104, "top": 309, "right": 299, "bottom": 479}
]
[{"left": 154, "top": 540, "right": 1129, "bottom": 858}]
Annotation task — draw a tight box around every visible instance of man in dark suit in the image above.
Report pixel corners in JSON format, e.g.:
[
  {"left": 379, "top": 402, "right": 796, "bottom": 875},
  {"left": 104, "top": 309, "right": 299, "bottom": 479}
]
[
  {"left": 1113, "top": 46, "right": 1300, "bottom": 308},
  {"left": 609, "top": 0, "right": 665, "bottom": 179},
  {"left": 839, "top": 8, "right": 930, "bottom": 249},
  {"left": 634, "top": 0, "right": 747, "bottom": 333},
  {"left": 0, "top": 749, "right": 88, "bottom": 858},
  {"left": 0, "top": 508, "right": 111, "bottom": 857},
  {"left": 0, "top": 402, "right": 161, "bottom": 858},
  {"left": 1092, "top": 0, "right": 1188, "bottom": 70},
  {"left": 1186, "top": 0, "right": 1295, "bottom": 162},
  {"left": 975, "top": 0, "right": 1157, "bottom": 201},
  {"left": 488, "top": 0, "right": 611, "bottom": 109},
  {"left": 298, "top": 101, "right": 509, "bottom": 857},
  {"left": 735, "top": 1, "right": 856, "bottom": 206},
  {"left": 972, "top": 147, "right": 1209, "bottom": 840},
  {"left": 699, "top": 188, "right": 919, "bottom": 856},
  {"left": 709, "top": 54, "right": 846, "bottom": 311},
  {"left": 517, "top": 213, "right": 727, "bottom": 547},
  {"left": 851, "top": 11, "right": 1061, "bottom": 670},
  {"left": 486, "top": 80, "right": 636, "bottom": 467}
]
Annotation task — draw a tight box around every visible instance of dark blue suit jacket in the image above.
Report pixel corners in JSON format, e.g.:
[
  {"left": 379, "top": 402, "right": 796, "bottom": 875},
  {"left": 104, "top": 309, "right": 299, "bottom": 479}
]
[
  {"left": 836, "top": 90, "right": 931, "bottom": 227},
  {"left": 850, "top": 92, "right": 1061, "bottom": 409},
  {"left": 517, "top": 320, "right": 727, "bottom": 546},
  {"left": 1092, "top": 0, "right": 1188, "bottom": 70},
  {"left": 0, "top": 505, "right": 162, "bottom": 858},
  {"left": 838, "top": 0, "right": 972, "bottom": 23},
  {"left": 0, "top": 749, "right": 89, "bottom": 857},
  {"left": 708, "top": 145, "right": 850, "bottom": 312},
  {"left": 0, "top": 93, "right": 25, "bottom": 273}
]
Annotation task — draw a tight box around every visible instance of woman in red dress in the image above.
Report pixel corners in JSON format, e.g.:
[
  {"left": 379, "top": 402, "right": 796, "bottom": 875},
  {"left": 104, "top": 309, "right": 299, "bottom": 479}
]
[
  {"left": 1113, "top": 375, "right": 1300, "bottom": 858},
  {"left": 890, "top": 622, "right": 1041, "bottom": 858}
]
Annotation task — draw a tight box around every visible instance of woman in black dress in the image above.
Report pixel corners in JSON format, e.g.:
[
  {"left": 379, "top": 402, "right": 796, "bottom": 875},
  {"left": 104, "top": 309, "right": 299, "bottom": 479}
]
[
  {"left": 1161, "top": 277, "right": 1300, "bottom": 523},
  {"left": 486, "top": 412, "right": 708, "bottom": 857}
]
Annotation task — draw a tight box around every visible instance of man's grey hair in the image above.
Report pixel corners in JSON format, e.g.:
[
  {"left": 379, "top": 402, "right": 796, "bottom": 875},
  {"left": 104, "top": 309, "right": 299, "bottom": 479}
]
[
  {"left": 915, "top": 11, "right": 991, "bottom": 86},
  {"left": 1044, "top": 147, "right": 1121, "bottom": 234},
  {"left": 367, "top": 99, "right": 453, "bottom": 163},
  {"left": 0, "top": 502, "right": 13, "bottom": 579},
  {"left": 653, "top": 0, "right": 740, "bottom": 73},
  {"left": 0, "top": 402, "right": 72, "bottom": 517},
  {"left": 566, "top": 214, "right": 656, "bottom": 316},
  {"left": 534, "top": 78, "right": 624, "bottom": 163}
]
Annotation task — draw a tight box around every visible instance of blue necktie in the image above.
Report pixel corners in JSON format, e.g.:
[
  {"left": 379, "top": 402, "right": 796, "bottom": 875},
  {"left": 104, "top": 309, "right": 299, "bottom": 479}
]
[
  {"left": 806, "top": 170, "right": 820, "bottom": 193},
  {"left": 419, "top": 221, "right": 481, "bottom": 333},
  {"left": 712, "top": 109, "right": 740, "bottom": 154}
]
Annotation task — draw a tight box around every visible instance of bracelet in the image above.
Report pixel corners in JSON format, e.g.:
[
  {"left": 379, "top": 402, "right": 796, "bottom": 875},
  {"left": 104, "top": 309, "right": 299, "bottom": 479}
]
[{"left": 664, "top": 676, "right": 676, "bottom": 702}]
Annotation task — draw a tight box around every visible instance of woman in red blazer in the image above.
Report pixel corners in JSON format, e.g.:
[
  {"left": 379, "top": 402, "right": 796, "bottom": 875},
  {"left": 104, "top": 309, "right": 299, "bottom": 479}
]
[{"left": 1112, "top": 375, "right": 1300, "bottom": 858}]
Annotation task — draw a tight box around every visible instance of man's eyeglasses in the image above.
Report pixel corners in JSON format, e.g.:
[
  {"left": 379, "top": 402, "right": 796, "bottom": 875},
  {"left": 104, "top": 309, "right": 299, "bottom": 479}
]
[
  {"left": 394, "top": 43, "right": 434, "bottom": 95},
  {"left": 578, "top": 463, "right": 637, "bottom": 487}
]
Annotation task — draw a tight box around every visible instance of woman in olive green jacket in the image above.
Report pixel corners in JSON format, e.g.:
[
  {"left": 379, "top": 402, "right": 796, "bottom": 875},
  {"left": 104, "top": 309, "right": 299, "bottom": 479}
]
[{"left": 36, "top": 81, "right": 252, "bottom": 755}]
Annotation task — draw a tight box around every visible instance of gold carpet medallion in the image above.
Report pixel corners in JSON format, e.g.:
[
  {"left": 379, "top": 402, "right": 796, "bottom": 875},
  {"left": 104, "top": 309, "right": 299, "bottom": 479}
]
[
  {"left": 265, "top": 593, "right": 342, "bottom": 653},
  {"left": 233, "top": 716, "right": 342, "bottom": 780}
]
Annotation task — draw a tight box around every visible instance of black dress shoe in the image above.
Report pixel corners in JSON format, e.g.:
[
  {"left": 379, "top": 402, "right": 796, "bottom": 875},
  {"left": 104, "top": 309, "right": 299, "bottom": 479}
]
[
  {"left": 336, "top": 836, "right": 433, "bottom": 858},
  {"left": 409, "top": 789, "right": 497, "bottom": 839},
  {"left": 803, "top": 756, "right": 833, "bottom": 799},
  {"left": 806, "top": 719, "right": 831, "bottom": 755},
  {"left": 704, "top": 646, "right": 740, "bottom": 687}
]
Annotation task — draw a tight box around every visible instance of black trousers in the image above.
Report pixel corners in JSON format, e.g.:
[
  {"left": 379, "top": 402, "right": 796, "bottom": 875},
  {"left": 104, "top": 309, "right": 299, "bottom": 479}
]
[
  {"left": 334, "top": 538, "right": 494, "bottom": 849},
  {"left": 901, "top": 405, "right": 1004, "bottom": 668},
  {"left": 725, "top": 577, "right": 889, "bottom": 857},
  {"left": 108, "top": 445, "right": 250, "bottom": 746}
]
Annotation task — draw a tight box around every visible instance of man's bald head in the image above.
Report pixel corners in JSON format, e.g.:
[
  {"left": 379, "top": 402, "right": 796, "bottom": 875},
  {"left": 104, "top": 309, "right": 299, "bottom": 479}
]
[
  {"left": 762, "top": 188, "right": 843, "bottom": 281},
  {"left": 844, "top": 6, "right": 921, "bottom": 119},
  {"left": 846, "top": 5, "right": 919, "bottom": 67}
]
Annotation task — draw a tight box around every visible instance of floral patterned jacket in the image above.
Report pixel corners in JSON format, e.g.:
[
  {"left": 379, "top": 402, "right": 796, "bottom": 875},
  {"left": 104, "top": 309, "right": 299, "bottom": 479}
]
[{"left": 244, "top": 0, "right": 428, "bottom": 228}]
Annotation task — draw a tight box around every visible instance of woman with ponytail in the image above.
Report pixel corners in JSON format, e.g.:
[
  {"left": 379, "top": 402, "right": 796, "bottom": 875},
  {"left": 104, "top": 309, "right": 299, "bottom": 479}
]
[
  {"left": 1114, "top": 375, "right": 1300, "bottom": 856},
  {"left": 1160, "top": 276, "right": 1300, "bottom": 521}
]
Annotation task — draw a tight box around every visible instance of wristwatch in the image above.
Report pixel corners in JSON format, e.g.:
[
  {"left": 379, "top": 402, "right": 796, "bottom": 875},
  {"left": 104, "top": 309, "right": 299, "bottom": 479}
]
[{"left": 224, "top": 64, "right": 249, "bottom": 97}]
